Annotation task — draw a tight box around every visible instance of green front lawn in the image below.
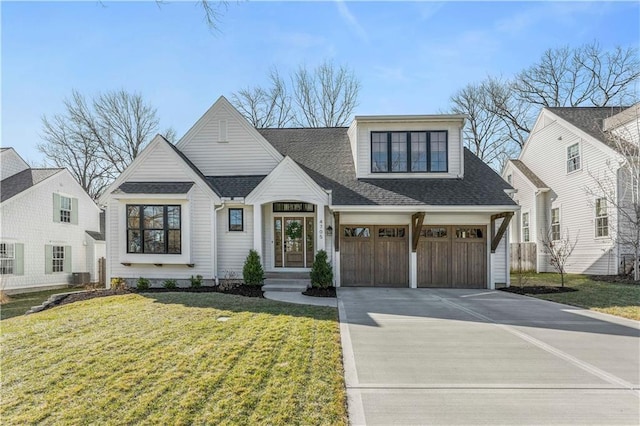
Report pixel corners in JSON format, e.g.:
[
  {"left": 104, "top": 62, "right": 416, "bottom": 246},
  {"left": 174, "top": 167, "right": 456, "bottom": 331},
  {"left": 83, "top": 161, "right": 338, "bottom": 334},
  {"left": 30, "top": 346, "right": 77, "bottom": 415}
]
[
  {"left": 0, "top": 287, "right": 78, "bottom": 320},
  {"left": 1, "top": 293, "right": 347, "bottom": 425},
  {"left": 510, "top": 273, "right": 640, "bottom": 320}
]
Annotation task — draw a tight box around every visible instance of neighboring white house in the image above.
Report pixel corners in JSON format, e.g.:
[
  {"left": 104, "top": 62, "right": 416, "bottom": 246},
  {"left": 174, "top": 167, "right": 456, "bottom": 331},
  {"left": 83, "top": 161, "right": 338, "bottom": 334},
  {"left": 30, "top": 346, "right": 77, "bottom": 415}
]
[
  {"left": 0, "top": 148, "right": 105, "bottom": 292},
  {"left": 99, "top": 96, "right": 518, "bottom": 289},
  {"left": 503, "top": 105, "right": 639, "bottom": 275}
]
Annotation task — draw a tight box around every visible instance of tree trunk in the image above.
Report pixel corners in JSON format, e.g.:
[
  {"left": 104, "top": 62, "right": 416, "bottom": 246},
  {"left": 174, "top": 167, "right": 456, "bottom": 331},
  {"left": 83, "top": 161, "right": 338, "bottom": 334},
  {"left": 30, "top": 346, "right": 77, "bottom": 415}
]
[{"left": 635, "top": 244, "right": 639, "bottom": 281}]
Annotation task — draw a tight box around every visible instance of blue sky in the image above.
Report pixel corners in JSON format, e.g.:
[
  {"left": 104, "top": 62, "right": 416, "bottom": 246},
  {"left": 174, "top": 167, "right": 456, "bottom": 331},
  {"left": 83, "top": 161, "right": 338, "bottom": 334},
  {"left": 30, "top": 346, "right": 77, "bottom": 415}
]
[{"left": 2, "top": 1, "right": 639, "bottom": 165}]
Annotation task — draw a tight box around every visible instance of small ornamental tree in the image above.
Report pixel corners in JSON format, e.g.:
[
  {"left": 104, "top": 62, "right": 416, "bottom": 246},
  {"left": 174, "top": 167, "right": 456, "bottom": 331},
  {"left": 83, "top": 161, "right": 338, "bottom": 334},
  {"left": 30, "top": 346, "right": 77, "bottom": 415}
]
[
  {"left": 243, "top": 250, "right": 265, "bottom": 286},
  {"left": 540, "top": 228, "right": 578, "bottom": 288},
  {"left": 310, "top": 250, "right": 333, "bottom": 289}
]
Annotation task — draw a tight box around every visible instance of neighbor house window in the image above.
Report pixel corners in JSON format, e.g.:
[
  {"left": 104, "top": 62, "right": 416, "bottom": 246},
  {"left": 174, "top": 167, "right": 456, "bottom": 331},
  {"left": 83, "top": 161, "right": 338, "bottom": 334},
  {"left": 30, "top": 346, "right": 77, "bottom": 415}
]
[
  {"left": 0, "top": 243, "right": 15, "bottom": 275},
  {"left": 60, "top": 196, "right": 72, "bottom": 223},
  {"left": 52, "top": 246, "right": 65, "bottom": 272},
  {"left": 522, "top": 212, "right": 530, "bottom": 242},
  {"left": 371, "top": 131, "right": 448, "bottom": 173},
  {"left": 567, "top": 143, "right": 580, "bottom": 173},
  {"left": 551, "top": 208, "right": 560, "bottom": 241},
  {"left": 507, "top": 174, "right": 512, "bottom": 184},
  {"left": 126, "top": 205, "right": 181, "bottom": 254},
  {"left": 229, "top": 208, "right": 244, "bottom": 231},
  {"left": 595, "top": 198, "right": 608, "bottom": 237}
]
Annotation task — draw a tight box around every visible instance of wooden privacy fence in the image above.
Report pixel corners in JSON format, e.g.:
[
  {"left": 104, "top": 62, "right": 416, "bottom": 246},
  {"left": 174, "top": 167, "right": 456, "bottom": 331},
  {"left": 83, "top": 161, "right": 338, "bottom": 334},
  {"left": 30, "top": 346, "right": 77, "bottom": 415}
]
[{"left": 510, "top": 242, "right": 537, "bottom": 272}]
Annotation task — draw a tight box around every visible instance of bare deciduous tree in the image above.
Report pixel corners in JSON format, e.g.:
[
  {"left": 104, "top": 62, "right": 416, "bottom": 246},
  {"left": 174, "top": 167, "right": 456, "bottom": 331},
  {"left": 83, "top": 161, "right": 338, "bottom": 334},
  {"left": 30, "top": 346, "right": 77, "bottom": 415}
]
[
  {"left": 231, "top": 69, "right": 294, "bottom": 128},
  {"left": 540, "top": 228, "right": 578, "bottom": 287},
  {"left": 232, "top": 60, "right": 360, "bottom": 128},
  {"left": 586, "top": 105, "right": 640, "bottom": 280},
  {"left": 39, "top": 89, "right": 166, "bottom": 199}
]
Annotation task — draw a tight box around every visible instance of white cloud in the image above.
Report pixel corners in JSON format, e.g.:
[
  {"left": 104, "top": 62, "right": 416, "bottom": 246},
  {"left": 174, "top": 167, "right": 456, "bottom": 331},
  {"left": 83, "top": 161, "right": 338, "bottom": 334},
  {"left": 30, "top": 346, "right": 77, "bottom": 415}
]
[{"left": 335, "top": 0, "right": 368, "bottom": 43}]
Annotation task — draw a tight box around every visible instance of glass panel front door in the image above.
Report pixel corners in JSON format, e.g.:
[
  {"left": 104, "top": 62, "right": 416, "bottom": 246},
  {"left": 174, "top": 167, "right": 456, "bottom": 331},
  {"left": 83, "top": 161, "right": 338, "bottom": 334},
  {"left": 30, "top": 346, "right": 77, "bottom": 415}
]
[{"left": 274, "top": 215, "right": 314, "bottom": 268}]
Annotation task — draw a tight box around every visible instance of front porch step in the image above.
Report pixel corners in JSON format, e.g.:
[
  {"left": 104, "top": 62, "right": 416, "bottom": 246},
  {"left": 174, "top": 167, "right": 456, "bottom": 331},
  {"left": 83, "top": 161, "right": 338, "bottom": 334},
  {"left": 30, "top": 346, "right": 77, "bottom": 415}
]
[
  {"left": 265, "top": 272, "right": 310, "bottom": 280},
  {"left": 262, "top": 278, "right": 310, "bottom": 292}
]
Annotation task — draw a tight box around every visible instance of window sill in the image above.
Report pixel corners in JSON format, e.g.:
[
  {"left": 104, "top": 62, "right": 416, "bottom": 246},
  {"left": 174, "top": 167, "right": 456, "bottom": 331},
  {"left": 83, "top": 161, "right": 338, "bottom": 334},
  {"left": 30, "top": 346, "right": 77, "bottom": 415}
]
[{"left": 566, "top": 168, "right": 582, "bottom": 176}]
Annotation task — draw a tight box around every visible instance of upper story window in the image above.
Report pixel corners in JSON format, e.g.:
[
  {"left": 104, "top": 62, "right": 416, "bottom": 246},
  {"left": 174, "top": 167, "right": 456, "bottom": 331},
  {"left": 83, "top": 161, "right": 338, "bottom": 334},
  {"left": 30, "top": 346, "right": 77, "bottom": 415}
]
[
  {"left": 127, "top": 205, "right": 181, "bottom": 254},
  {"left": 595, "top": 198, "right": 608, "bottom": 237},
  {"left": 229, "top": 208, "right": 244, "bottom": 232},
  {"left": 371, "top": 131, "right": 448, "bottom": 173},
  {"left": 507, "top": 174, "right": 512, "bottom": 184},
  {"left": 54, "top": 193, "right": 77, "bottom": 224},
  {"left": 522, "top": 212, "right": 530, "bottom": 242},
  {"left": 551, "top": 208, "right": 560, "bottom": 241},
  {"left": 60, "top": 196, "right": 72, "bottom": 223},
  {"left": 567, "top": 143, "right": 581, "bottom": 173}
]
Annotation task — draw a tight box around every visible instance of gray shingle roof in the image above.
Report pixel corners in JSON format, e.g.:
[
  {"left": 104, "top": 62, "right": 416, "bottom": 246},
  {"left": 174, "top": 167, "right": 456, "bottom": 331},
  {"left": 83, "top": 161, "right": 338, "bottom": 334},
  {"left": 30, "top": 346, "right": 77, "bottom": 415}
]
[
  {"left": 510, "top": 159, "right": 548, "bottom": 189},
  {"left": 117, "top": 182, "right": 194, "bottom": 194},
  {"left": 1, "top": 168, "right": 63, "bottom": 202},
  {"left": 85, "top": 231, "right": 104, "bottom": 241},
  {"left": 205, "top": 175, "right": 266, "bottom": 197},
  {"left": 547, "top": 106, "right": 630, "bottom": 151},
  {"left": 258, "top": 128, "right": 516, "bottom": 207}
]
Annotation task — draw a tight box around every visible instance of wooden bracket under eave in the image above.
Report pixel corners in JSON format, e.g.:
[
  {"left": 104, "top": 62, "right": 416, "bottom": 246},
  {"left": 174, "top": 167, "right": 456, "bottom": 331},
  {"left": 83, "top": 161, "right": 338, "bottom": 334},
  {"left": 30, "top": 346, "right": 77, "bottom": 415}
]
[
  {"left": 411, "top": 212, "right": 425, "bottom": 252},
  {"left": 490, "top": 212, "right": 514, "bottom": 253}
]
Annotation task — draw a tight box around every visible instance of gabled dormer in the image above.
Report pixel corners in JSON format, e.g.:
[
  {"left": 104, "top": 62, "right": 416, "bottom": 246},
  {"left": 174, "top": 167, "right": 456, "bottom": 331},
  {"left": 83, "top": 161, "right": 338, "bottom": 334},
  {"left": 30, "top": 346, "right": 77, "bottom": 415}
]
[{"left": 348, "top": 114, "right": 466, "bottom": 179}]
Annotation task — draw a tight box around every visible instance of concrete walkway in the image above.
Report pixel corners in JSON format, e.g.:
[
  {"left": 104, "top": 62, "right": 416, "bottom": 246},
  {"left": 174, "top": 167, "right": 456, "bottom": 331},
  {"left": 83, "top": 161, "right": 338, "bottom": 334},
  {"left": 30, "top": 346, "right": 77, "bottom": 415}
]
[
  {"left": 263, "top": 291, "right": 337, "bottom": 307},
  {"left": 338, "top": 288, "right": 640, "bottom": 425}
]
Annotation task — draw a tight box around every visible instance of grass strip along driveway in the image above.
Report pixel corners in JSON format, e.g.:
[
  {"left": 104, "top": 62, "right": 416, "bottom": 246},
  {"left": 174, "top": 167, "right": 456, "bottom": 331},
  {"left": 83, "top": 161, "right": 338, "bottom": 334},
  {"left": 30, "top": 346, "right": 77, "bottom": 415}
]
[
  {"left": 509, "top": 273, "right": 640, "bottom": 320},
  {"left": 1, "top": 292, "right": 347, "bottom": 425}
]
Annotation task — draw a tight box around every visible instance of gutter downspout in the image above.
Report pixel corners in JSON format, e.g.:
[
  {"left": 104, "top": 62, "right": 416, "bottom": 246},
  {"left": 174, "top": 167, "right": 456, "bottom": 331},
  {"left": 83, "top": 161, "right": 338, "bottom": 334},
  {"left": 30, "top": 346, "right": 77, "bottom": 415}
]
[{"left": 213, "top": 203, "right": 225, "bottom": 285}]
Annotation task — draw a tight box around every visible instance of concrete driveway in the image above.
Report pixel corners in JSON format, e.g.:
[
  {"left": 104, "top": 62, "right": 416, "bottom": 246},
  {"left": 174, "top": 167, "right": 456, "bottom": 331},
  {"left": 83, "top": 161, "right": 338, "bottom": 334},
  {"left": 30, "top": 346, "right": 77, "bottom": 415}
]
[{"left": 337, "top": 288, "right": 640, "bottom": 425}]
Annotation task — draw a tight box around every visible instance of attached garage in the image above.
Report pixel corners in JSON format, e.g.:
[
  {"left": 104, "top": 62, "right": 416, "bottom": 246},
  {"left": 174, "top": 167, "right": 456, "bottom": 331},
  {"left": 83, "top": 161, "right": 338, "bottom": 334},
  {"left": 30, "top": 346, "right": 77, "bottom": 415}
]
[
  {"left": 417, "top": 225, "right": 487, "bottom": 288},
  {"left": 340, "top": 225, "right": 408, "bottom": 287}
]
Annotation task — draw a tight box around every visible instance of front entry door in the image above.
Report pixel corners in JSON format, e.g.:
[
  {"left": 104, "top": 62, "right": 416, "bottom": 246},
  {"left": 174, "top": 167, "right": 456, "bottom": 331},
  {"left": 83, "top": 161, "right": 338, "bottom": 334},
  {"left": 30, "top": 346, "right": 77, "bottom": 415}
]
[{"left": 274, "top": 216, "right": 314, "bottom": 268}]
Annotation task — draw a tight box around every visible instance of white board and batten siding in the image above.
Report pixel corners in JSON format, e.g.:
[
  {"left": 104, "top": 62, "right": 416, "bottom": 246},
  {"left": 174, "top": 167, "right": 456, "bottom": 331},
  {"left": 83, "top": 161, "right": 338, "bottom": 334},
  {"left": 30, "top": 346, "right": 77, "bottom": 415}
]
[
  {"left": 0, "top": 170, "right": 101, "bottom": 291},
  {"left": 178, "top": 97, "right": 282, "bottom": 176},
  {"left": 491, "top": 218, "right": 508, "bottom": 286},
  {"left": 517, "top": 112, "right": 618, "bottom": 274},
  {"left": 350, "top": 119, "right": 464, "bottom": 179}
]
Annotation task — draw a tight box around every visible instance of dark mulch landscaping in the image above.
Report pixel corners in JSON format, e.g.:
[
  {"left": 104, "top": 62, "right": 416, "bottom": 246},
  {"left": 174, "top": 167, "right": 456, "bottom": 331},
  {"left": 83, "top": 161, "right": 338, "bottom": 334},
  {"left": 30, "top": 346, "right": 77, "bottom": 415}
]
[
  {"left": 500, "top": 286, "right": 578, "bottom": 295},
  {"left": 591, "top": 275, "right": 640, "bottom": 285},
  {"left": 302, "top": 287, "right": 337, "bottom": 297},
  {"left": 52, "top": 285, "right": 264, "bottom": 309}
]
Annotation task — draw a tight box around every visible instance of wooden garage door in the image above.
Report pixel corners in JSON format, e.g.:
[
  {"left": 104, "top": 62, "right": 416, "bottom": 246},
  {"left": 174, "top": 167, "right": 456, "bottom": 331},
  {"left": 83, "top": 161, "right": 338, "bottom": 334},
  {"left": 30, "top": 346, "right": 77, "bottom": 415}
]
[
  {"left": 417, "top": 225, "right": 487, "bottom": 288},
  {"left": 341, "top": 225, "right": 408, "bottom": 287}
]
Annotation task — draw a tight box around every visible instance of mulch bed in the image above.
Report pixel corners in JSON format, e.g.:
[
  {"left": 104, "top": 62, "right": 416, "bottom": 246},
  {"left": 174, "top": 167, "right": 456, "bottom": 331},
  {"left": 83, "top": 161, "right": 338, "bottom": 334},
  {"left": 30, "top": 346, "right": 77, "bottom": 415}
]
[
  {"left": 52, "top": 285, "right": 264, "bottom": 309},
  {"left": 500, "top": 286, "right": 578, "bottom": 295},
  {"left": 302, "top": 287, "right": 336, "bottom": 297}
]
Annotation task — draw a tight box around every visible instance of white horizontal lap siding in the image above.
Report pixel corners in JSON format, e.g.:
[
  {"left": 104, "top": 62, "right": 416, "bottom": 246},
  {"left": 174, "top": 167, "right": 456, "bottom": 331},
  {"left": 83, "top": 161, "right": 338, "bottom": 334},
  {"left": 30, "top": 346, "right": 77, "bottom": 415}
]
[
  {"left": 492, "top": 218, "right": 507, "bottom": 284},
  {"left": 180, "top": 106, "right": 279, "bottom": 176},
  {"left": 510, "top": 166, "right": 535, "bottom": 244},
  {"left": 127, "top": 143, "right": 190, "bottom": 182},
  {"left": 217, "top": 205, "right": 253, "bottom": 277},
  {"left": 109, "top": 187, "right": 212, "bottom": 280},
  {"left": 611, "top": 120, "right": 639, "bottom": 144},
  {"left": 519, "top": 119, "right": 617, "bottom": 275},
  {"left": 0, "top": 171, "right": 100, "bottom": 291},
  {"left": 355, "top": 121, "right": 462, "bottom": 179}
]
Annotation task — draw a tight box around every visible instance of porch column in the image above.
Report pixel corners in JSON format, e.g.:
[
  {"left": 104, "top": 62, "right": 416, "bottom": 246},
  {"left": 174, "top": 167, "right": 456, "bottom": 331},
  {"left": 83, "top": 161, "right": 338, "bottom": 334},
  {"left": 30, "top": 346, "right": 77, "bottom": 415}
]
[
  {"left": 253, "top": 203, "right": 262, "bottom": 257},
  {"left": 317, "top": 204, "right": 326, "bottom": 252}
]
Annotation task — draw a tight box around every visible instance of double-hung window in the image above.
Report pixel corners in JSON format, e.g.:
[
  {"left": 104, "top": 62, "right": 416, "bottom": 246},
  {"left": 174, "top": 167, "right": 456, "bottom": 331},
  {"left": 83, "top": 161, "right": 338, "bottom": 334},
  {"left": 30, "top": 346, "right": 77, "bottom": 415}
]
[
  {"left": 551, "top": 208, "right": 560, "bottom": 241},
  {"left": 595, "top": 198, "right": 608, "bottom": 237},
  {"left": 52, "top": 246, "right": 65, "bottom": 272},
  {"left": 567, "top": 143, "right": 580, "bottom": 173},
  {"left": 522, "top": 212, "right": 530, "bottom": 242},
  {"left": 371, "top": 131, "right": 448, "bottom": 173},
  {"left": 127, "top": 205, "right": 181, "bottom": 254},
  {"left": 60, "top": 196, "right": 72, "bottom": 223},
  {"left": 0, "top": 243, "right": 15, "bottom": 275}
]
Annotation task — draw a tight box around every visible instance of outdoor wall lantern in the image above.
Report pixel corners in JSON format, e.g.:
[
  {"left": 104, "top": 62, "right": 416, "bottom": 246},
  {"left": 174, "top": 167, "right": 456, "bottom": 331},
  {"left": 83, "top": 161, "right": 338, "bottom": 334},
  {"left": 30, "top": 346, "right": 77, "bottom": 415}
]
[{"left": 326, "top": 226, "right": 333, "bottom": 236}]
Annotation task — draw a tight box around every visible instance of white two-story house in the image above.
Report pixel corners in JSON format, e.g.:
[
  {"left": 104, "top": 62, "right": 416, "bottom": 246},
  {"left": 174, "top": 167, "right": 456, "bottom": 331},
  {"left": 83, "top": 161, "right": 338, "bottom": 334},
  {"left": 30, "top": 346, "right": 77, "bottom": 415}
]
[
  {"left": 503, "top": 104, "right": 639, "bottom": 275},
  {"left": 100, "top": 96, "right": 518, "bottom": 289},
  {"left": 0, "top": 148, "right": 104, "bottom": 292}
]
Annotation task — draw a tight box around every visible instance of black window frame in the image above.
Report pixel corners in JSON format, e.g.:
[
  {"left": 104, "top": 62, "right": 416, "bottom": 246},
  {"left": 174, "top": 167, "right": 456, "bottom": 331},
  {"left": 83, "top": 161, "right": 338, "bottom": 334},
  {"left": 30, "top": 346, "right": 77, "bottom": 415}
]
[
  {"left": 370, "top": 131, "right": 448, "bottom": 173},
  {"left": 126, "top": 204, "right": 182, "bottom": 254},
  {"left": 229, "top": 208, "right": 244, "bottom": 232}
]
